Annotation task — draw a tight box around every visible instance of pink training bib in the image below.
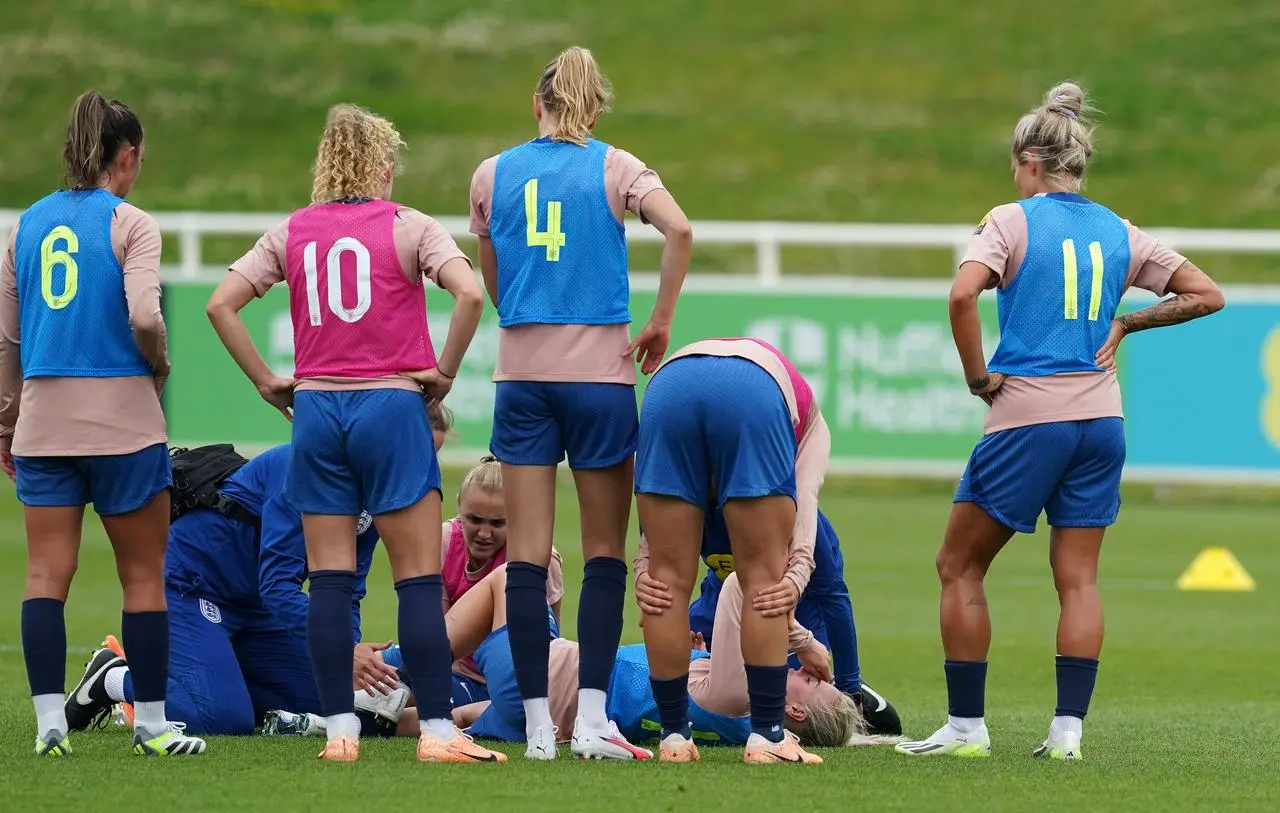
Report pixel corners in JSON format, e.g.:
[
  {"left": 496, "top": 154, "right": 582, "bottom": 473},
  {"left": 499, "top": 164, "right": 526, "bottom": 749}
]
[
  {"left": 441, "top": 517, "right": 508, "bottom": 605},
  {"left": 284, "top": 200, "right": 436, "bottom": 379},
  {"left": 744, "top": 337, "right": 815, "bottom": 443}
]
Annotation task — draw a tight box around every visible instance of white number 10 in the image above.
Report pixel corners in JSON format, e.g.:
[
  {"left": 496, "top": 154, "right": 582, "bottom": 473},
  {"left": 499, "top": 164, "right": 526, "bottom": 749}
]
[{"left": 303, "top": 237, "right": 372, "bottom": 326}]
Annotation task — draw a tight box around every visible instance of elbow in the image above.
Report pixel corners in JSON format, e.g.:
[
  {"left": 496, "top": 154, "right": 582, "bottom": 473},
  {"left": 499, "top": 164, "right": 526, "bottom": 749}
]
[
  {"left": 205, "top": 297, "right": 229, "bottom": 326},
  {"left": 666, "top": 219, "right": 694, "bottom": 248},
  {"left": 1204, "top": 282, "right": 1226, "bottom": 315},
  {"left": 131, "top": 309, "right": 164, "bottom": 338},
  {"left": 457, "top": 284, "right": 486, "bottom": 316},
  {"left": 948, "top": 283, "right": 979, "bottom": 311}
]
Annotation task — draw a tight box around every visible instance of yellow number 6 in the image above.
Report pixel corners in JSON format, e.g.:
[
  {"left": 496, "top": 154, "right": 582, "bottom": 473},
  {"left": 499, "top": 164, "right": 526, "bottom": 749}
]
[
  {"left": 40, "top": 226, "right": 79, "bottom": 310},
  {"left": 523, "top": 178, "right": 566, "bottom": 262}
]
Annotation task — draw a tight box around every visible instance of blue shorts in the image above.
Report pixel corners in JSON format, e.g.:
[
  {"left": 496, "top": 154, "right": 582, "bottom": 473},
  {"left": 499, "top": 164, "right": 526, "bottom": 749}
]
[
  {"left": 451, "top": 672, "right": 490, "bottom": 706},
  {"left": 379, "top": 645, "right": 493, "bottom": 706},
  {"left": 288, "top": 389, "right": 441, "bottom": 515},
  {"left": 14, "top": 442, "right": 170, "bottom": 516},
  {"left": 490, "top": 381, "right": 637, "bottom": 469},
  {"left": 466, "top": 608, "right": 560, "bottom": 742},
  {"left": 954, "top": 417, "right": 1125, "bottom": 534},
  {"left": 635, "top": 356, "right": 797, "bottom": 508}
]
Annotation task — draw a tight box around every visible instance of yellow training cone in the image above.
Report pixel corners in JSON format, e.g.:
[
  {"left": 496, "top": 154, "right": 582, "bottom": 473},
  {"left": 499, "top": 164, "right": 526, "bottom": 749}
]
[{"left": 1176, "top": 547, "right": 1256, "bottom": 592}]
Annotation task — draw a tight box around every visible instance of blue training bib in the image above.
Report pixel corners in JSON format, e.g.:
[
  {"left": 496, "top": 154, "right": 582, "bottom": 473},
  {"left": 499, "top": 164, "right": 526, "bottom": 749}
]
[
  {"left": 13, "top": 189, "right": 152, "bottom": 378},
  {"left": 988, "top": 193, "right": 1130, "bottom": 377},
  {"left": 489, "top": 138, "right": 630, "bottom": 328}
]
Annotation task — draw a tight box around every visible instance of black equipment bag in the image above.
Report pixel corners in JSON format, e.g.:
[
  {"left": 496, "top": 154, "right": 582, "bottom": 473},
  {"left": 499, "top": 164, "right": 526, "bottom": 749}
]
[{"left": 169, "top": 444, "right": 259, "bottom": 527}]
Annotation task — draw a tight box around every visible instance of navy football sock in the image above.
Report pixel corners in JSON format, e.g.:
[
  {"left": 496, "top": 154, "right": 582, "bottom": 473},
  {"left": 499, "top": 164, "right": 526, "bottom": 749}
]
[
  {"left": 307, "top": 570, "right": 357, "bottom": 716},
  {"left": 395, "top": 575, "right": 451, "bottom": 723},
  {"left": 22, "top": 598, "right": 66, "bottom": 696},
  {"left": 121, "top": 610, "right": 168, "bottom": 703},
  {"left": 578, "top": 557, "right": 627, "bottom": 691},
  {"left": 650, "top": 674, "right": 692, "bottom": 739},
  {"left": 505, "top": 562, "right": 551, "bottom": 699},
  {"left": 745, "top": 663, "right": 788, "bottom": 743},
  {"left": 1055, "top": 655, "right": 1100, "bottom": 719},
  {"left": 944, "top": 659, "right": 987, "bottom": 719}
]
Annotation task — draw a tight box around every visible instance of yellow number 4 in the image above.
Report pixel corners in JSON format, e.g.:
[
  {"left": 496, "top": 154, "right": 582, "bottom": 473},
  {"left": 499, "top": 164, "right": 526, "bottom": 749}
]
[
  {"left": 40, "top": 226, "right": 79, "bottom": 310},
  {"left": 523, "top": 178, "right": 565, "bottom": 262},
  {"left": 1062, "top": 239, "right": 1105, "bottom": 321}
]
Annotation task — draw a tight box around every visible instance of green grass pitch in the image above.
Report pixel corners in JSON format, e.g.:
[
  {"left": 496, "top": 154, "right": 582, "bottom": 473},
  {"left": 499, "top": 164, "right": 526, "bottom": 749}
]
[{"left": 0, "top": 472, "right": 1276, "bottom": 812}]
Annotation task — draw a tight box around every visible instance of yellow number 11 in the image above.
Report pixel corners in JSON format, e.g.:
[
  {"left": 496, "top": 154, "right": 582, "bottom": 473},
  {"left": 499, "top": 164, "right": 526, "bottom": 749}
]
[
  {"left": 1062, "top": 239, "right": 1105, "bottom": 321},
  {"left": 524, "top": 178, "right": 566, "bottom": 262}
]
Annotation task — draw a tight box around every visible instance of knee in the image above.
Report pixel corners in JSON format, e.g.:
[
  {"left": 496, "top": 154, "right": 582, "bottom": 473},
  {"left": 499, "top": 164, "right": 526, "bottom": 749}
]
[
  {"left": 647, "top": 555, "right": 697, "bottom": 598},
  {"left": 26, "top": 561, "right": 77, "bottom": 599},
  {"left": 733, "top": 553, "right": 786, "bottom": 591},
  {"left": 1052, "top": 567, "right": 1098, "bottom": 595},
  {"left": 935, "top": 547, "right": 983, "bottom": 586}
]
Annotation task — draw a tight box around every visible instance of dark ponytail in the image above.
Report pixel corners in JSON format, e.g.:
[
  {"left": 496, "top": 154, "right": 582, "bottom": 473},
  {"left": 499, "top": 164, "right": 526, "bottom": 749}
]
[{"left": 63, "top": 91, "right": 143, "bottom": 189}]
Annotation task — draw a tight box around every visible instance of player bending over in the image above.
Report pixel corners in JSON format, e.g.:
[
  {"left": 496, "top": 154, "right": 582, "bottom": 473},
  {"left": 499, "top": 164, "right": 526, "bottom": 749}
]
[
  {"left": 635, "top": 338, "right": 833, "bottom": 764},
  {"left": 3, "top": 91, "right": 203, "bottom": 757},
  {"left": 470, "top": 45, "right": 691, "bottom": 760},
  {"left": 896, "top": 82, "right": 1223, "bottom": 761},
  {"left": 65, "top": 407, "right": 452, "bottom": 736},
  {"left": 635, "top": 506, "right": 902, "bottom": 737}
]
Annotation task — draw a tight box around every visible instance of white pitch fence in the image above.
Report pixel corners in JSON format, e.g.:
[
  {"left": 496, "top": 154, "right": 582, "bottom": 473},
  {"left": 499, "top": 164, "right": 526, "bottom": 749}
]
[{"left": 5, "top": 209, "right": 1280, "bottom": 283}]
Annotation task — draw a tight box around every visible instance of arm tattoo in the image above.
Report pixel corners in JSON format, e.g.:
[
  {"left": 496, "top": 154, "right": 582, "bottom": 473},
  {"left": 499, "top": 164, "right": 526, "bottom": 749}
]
[
  {"left": 966, "top": 597, "right": 988, "bottom": 607},
  {"left": 968, "top": 375, "right": 989, "bottom": 391},
  {"left": 1117, "top": 294, "right": 1214, "bottom": 334}
]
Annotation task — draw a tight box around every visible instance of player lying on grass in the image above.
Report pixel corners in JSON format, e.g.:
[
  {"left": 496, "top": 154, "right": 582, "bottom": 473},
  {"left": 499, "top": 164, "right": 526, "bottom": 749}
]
[
  {"left": 264, "top": 564, "right": 898, "bottom": 757},
  {"left": 64, "top": 406, "right": 453, "bottom": 737},
  {"left": 896, "top": 82, "right": 1223, "bottom": 761},
  {"left": 634, "top": 506, "right": 901, "bottom": 737},
  {"left": 374, "top": 456, "right": 566, "bottom": 711}
]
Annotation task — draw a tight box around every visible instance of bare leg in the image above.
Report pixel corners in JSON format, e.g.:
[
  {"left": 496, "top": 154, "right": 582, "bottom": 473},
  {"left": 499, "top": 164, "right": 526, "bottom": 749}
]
[
  {"left": 722, "top": 496, "right": 794, "bottom": 669},
  {"left": 502, "top": 464, "right": 557, "bottom": 566},
  {"left": 101, "top": 492, "right": 170, "bottom": 613},
  {"left": 1048, "top": 527, "right": 1106, "bottom": 659},
  {"left": 24, "top": 506, "right": 84, "bottom": 602},
  {"left": 444, "top": 565, "right": 509, "bottom": 661},
  {"left": 573, "top": 460, "right": 632, "bottom": 561},
  {"left": 636, "top": 494, "right": 704, "bottom": 679},
  {"left": 936, "top": 503, "right": 1015, "bottom": 662}
]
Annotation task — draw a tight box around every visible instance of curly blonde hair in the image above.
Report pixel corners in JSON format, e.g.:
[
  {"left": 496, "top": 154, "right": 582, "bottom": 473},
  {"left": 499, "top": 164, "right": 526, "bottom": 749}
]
[
  {"left": 536, "top": 46, "right": 613, "bottom": 145},
  {"left": 311, "top": 104, "right": 405, "bottom": 203}
]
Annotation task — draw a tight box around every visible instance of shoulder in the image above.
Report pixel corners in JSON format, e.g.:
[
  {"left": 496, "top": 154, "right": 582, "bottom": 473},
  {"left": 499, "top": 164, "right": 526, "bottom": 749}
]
[
  {"left": 394, "top": 206, "right": 457, "bottom": 244},
  {"left": 473, "top": 155, "right": 500, "bottom": 178},
  {"left": 394, "top": 204, "right": 431, "bottom": 227},
  {"left": 114, "top": 201, "right": 160, "bottom": 238},
  {"left": 974, "top": 202, "right": 1024, "bottom": 235}
]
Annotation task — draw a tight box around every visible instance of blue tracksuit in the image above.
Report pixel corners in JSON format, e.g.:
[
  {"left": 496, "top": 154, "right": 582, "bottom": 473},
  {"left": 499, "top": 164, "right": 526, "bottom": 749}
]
[
  {"left": 147, "top": 444, "right": 380, "bottom": 734},
  {"left": 688, "top": 508, "right": 862, "bottom": 693}
]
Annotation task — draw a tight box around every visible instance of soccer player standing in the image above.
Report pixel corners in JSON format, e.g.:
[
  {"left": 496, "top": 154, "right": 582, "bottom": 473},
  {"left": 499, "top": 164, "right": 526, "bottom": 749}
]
[
  {"left": 468, "top": 46, "right": 691, "bottom": 760},
  {"left": 1, "top": 91, "right": 204, "bottom": 756},
  {"left": 207, "top": 104, "right": 501, "bottom": 763},
  {"left": 896, "top": 83, "right": 1224, "bottom": 761}
]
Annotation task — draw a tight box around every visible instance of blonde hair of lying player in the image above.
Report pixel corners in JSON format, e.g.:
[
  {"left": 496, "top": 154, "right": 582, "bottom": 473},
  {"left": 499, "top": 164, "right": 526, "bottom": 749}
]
[{"left": 324, "top": 566, "right": 896, "bottom": 747}]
